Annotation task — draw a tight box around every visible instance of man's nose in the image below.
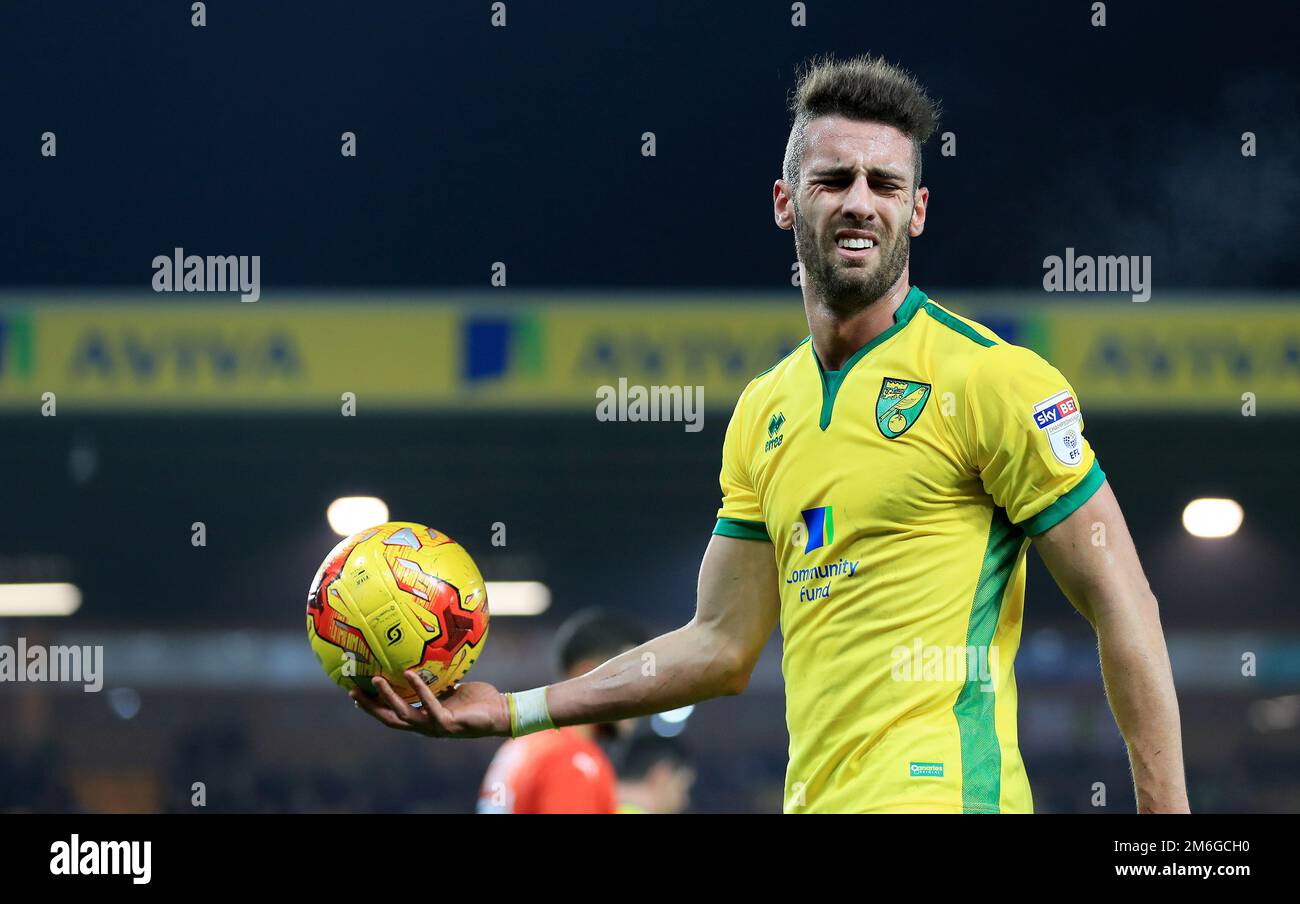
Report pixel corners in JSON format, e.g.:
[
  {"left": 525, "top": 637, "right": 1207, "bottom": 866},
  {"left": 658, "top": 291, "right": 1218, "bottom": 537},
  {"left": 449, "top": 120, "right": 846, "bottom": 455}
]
[{"left": 841, "top": 174, "right": 876, "bottom": 221}]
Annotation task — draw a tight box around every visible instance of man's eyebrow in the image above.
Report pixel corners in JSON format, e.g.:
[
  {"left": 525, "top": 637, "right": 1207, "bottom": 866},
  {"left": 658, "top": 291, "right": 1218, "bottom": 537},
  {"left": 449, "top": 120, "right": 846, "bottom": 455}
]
[{"left": 807, "top": 163, "right": 908, "bottom": 182}]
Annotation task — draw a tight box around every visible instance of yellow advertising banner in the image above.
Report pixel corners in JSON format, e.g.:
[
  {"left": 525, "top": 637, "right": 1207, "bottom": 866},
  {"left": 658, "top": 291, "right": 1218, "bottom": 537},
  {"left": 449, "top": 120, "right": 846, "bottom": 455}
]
[{"left": 0, "top": 295, "right": 1296, "bottom": 412}]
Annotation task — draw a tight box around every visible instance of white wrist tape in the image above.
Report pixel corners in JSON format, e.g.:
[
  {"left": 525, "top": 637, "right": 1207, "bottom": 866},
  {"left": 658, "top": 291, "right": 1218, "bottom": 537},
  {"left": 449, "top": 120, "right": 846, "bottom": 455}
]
[{"left": 508, "top": 686, "right": 555, "bottom": 737}]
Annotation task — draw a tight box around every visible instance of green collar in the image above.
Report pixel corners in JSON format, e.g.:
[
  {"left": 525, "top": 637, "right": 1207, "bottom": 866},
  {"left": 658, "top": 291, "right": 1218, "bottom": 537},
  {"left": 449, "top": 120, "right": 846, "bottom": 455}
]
[{"left": 812, "top": 285, "right": 927, "bottom": 430}]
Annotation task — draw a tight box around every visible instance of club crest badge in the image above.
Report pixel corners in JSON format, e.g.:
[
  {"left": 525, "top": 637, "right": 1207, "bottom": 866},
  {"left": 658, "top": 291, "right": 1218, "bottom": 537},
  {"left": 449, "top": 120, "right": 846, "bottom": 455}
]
[{"left": 876, "top": 377, "right": 932, "bottom": 439}]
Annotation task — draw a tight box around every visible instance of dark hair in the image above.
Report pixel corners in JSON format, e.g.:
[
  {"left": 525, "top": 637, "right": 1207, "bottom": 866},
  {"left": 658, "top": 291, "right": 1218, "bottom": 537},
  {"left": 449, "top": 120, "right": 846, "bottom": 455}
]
[
  {"left": 615, "top": 733, "right": 691, "bottom": 781},
  {"left": 553, "top": 608, "right": 645, "bottom": 677},
  {"left": 783, "top": 54, "right": 941, "bottom": 190}
]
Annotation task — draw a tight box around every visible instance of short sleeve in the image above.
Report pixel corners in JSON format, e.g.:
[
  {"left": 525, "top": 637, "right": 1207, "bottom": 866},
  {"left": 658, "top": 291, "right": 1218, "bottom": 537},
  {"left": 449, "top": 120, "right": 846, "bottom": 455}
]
[
  {"left": 713, "top": 390, "right": 769, "bottom": 541},
  {"left": 964, "top": 344, "right": 1106, "bottom": 535}
]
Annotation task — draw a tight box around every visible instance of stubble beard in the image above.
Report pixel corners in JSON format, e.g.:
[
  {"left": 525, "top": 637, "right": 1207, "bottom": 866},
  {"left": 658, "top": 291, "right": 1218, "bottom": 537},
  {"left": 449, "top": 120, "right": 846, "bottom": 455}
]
[{"left": 794, "top": 206, "right": 911, "bottom": 319}]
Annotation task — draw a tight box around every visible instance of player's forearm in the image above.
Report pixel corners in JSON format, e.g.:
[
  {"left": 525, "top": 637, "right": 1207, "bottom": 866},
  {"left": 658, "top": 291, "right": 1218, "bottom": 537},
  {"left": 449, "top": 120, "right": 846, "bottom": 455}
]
[
  {"left": 1094, "top": 592, "right": 1189, "bottom": 813},
  {"left": 543, "top": 620, "right": 750, "bottom": 728}
]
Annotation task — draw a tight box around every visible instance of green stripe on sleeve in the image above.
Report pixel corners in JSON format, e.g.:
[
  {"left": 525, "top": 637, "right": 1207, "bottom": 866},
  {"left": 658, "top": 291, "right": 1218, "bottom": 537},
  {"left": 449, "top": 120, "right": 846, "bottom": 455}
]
[
  {"left": 1019, "top": 460, "right": 1106, "bottom": 537},
  {"left": 713, "top": 518, "right": 770, "bottom": 541}
]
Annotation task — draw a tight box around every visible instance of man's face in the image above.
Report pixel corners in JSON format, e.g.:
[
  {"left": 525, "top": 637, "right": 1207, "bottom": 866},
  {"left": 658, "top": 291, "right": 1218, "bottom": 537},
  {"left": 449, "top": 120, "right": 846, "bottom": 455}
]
[{"left": 778, "top": 116, "right": 928, "bottom": 316}]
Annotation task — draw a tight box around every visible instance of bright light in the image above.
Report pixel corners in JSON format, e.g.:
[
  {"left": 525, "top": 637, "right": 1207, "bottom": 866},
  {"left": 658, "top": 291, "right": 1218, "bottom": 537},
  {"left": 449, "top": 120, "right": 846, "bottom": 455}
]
[
  {"left": 327, "top": 496, "right": 389, "bottom": 536},
  {"left": 1182, "top": 498, "right": 1243, "bottom": 538},
  {"left": 485, "top": 581, "right": 550, "bottom": 616},
  {"left": 0, "top": 583, "right": 82, "bottom": 616},
  {"left": 651, "top": 713, "right": 687, "bottom": 737},
  {"left": 658, "top": 705, "right": 695, "bottom": 724}
]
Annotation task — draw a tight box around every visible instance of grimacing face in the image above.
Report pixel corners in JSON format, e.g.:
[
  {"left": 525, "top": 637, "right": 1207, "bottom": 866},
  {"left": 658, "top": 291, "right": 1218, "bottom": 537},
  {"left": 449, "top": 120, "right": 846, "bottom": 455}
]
[{"left": 776, "top": 116, "right": 929, "bottom": 317}]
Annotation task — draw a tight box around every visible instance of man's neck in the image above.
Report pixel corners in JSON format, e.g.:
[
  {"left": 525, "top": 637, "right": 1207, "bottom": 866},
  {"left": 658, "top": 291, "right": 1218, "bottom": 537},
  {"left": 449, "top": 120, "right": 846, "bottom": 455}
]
[{"left": 804, "top": 275, "right": 911, "bottom": 371}]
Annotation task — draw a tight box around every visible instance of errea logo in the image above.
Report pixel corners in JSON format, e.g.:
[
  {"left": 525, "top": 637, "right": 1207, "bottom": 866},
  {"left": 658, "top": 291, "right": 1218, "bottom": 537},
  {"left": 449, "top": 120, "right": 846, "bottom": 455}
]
[{"left": 765, "top": 411, "right": 785, "bottom": 452}]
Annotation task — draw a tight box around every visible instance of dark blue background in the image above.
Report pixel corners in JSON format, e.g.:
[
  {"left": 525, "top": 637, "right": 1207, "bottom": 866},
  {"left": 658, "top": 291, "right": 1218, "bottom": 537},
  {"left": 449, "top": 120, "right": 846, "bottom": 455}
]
[{"left": 2, "top": 0, "right": 1297, "bottom": 290}]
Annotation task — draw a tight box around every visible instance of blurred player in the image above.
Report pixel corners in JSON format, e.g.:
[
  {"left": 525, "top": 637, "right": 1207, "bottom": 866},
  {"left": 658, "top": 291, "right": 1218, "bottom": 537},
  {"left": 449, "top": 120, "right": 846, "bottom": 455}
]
[
  {"left": 356, "top": 54, "right": 1188, "bottom": 815},
  {"left": 475, "top": 609, "right": 643, "bottom": 814},
  {"left": 614, "top": 734, "right": 695, "bottom": 814}
]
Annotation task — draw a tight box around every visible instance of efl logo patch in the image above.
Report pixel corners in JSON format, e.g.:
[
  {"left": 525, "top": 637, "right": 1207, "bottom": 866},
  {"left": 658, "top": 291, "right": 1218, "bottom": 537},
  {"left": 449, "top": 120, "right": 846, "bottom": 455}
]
[{"left": 1032, "top": 390, "right": 1084, "bottom": 467}]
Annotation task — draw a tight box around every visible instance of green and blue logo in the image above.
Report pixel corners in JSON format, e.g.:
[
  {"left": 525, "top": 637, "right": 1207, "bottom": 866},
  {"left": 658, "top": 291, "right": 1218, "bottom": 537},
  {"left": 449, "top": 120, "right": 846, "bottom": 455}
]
[
  {"left": 800, "top": 505, "right": 834, "bottom": 554},
  {"left": 0, "top": 312, "right": 34, "bottom": 381},
  {"left": 462, "top": 315, "right": 544, "bottom": 383}
]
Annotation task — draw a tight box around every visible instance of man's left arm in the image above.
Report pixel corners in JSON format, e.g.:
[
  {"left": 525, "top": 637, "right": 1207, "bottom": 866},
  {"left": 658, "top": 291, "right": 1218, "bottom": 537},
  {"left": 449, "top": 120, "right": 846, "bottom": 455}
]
[{"left": 1032, "top": 478, "right": 1190, "bottom": 813}]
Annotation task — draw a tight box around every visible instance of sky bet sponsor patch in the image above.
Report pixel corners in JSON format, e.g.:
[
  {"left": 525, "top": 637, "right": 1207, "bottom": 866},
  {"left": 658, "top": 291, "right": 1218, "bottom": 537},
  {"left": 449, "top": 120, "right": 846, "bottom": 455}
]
[{"left": 1032, "top": 390, "right": 1084, "bottom": 467}]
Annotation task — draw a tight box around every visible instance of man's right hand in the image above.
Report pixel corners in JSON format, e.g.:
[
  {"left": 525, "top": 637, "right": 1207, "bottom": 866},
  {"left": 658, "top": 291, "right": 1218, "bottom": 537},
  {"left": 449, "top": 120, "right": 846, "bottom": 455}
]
[
  {"left": 352, "top": 535, "right": 779, "bottom": 739},
  {"left": 350, "top": 671, "right": 511, "bottom": 738}
]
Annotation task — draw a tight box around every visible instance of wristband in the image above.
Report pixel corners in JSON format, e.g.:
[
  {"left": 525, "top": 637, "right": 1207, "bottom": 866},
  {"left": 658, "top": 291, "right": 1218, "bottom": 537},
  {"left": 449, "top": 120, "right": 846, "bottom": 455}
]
[{"left": 507, "top": 686, "right": 555, "bottom": 737}]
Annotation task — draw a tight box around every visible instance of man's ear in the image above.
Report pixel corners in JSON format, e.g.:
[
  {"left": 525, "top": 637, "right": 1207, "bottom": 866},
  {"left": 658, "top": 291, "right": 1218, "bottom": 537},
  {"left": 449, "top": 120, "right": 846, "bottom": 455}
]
[
  {"left": 774, "top": 180, "right": 796, "bottom": 231},
  {"left": 909, "top": 185, "right": 929, "bottom": 238}
]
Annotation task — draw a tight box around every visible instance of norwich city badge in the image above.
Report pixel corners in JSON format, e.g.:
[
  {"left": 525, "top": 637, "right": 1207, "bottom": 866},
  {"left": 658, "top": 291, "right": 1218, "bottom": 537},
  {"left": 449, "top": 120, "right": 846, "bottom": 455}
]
[{"left": 876, "top": 377, "right": 932, "bottom": 439}]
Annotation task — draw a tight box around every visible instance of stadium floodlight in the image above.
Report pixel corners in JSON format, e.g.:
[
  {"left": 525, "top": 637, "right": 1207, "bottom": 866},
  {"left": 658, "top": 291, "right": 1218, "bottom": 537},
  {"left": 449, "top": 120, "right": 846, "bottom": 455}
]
[
  {"left": 658, "top": 705, "right": 695, "bottom": 724},
  {"left": 326, "top": 496, "right": 389, "bottom": 536},
  {"left": 0, "top": 582, "right": 82, "bottom": 616},
  {"left": 484, "top": 581, "right": 550, "bottom": 616},
  {"left": 1181, "top": 498, "right": 1243, "bottom": 538}
]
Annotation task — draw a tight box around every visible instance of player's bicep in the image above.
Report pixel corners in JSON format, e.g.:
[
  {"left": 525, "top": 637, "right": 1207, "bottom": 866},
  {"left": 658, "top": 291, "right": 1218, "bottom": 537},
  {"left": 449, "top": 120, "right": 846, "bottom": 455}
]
[
  {"left": 1031, "top": 479, "right": 1153, "bottom": 627},
  {"left": 692, "top": 534, "right": 779, "bottom": 674}
]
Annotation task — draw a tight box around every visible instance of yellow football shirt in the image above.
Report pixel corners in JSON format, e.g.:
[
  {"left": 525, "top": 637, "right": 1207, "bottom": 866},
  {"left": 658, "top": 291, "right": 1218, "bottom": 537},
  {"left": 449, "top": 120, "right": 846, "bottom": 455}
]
[{"left": 714, "top": 286, "right": 1104, "bottom": 814}]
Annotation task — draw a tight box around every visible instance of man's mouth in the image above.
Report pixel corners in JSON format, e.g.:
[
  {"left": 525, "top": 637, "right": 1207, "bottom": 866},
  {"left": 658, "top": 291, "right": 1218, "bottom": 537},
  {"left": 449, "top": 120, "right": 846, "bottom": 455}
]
[{"left": 834, "top": 233, "right": 877, "bottom": 260}]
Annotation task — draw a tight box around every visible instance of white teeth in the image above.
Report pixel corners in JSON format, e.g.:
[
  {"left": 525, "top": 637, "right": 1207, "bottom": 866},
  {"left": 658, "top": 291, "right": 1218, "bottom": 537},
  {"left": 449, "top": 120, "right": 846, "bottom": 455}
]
[{"left": 837, "top": 237, "right": 875, "bottom": 249}]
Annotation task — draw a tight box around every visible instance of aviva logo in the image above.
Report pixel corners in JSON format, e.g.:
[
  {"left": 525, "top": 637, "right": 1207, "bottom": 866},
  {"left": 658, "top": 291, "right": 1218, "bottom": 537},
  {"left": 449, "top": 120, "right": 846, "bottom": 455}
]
[
  {"left": 0, "top": 312, "right": 34, "bottom": 381},
  {"left": 462, "top": 315, "right": 544, "bottom": 383},
  {"left": 800, "top": 506, "right": 834, "bottom": 554}
]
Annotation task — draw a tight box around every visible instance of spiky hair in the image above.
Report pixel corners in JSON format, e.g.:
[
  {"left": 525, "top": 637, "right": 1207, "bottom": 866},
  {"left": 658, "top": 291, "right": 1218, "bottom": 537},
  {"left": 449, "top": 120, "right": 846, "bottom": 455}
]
[{"left": 783, "top": 54, "right": 941, "bottom": 190}]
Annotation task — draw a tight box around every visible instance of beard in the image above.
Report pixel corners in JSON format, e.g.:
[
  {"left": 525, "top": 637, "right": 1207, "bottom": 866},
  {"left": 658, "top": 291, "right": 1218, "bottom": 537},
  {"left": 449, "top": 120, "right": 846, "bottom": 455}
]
[{"left": 794, "top": 210, "right": 911, "bottom": 318}]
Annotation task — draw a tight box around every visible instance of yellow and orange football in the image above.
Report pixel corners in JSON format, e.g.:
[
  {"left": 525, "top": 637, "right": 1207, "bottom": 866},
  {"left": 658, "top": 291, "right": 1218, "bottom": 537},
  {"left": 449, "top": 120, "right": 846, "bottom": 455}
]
[{"left": 306, "top": 522, "right": 489, "bottom": 702}]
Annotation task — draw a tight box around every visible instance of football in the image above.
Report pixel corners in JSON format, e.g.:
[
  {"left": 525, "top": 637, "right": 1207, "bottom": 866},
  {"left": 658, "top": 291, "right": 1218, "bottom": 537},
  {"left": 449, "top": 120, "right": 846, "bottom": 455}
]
[{"left": 306, "top": 522, "right": 489, "bottom": 703}]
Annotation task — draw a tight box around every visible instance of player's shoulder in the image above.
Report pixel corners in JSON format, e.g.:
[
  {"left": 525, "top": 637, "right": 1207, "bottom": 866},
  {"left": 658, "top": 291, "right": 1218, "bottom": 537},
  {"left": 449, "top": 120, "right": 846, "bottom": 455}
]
[
  {"left": 535, "top": 727, "right": 609, "bottom": 759},
  {"left": 733, "top": 335, "right": 811, "bottom": 413},
  {"left": 911, "top": 291, "right": 1003, "bottom": 350},
  {"left": 494, "top": 727, "right": 564, "bottom": 764},
  {"left": 533, "top": 730, "right": 613, "bottom": 780},
  {"left": 915, "top": 292, "right": 1061, "bottom": 384}
]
